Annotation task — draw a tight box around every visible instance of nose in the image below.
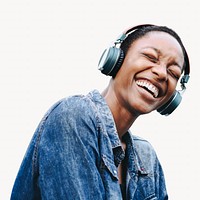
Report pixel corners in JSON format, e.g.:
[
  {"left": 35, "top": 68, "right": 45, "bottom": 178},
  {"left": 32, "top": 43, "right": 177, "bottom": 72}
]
[{"left": 151, "top": 63, "right": 168, "bottom": 82}]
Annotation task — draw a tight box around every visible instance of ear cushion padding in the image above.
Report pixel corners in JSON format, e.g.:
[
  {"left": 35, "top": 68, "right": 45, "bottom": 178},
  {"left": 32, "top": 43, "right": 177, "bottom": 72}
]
[
  {"left": 157, "top": 91, "right": 182, "bottom": 115},
  {"left": 110, "top": 49, "right": 124, "bottom": 77},
  {"left": 98, "top": 47, "right": 124, "bottom": 76}
]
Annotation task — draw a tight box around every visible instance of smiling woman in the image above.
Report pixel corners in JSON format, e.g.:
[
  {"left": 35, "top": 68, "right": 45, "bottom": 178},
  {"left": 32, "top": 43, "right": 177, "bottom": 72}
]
[
  {"left": 11, "top": 24, "right": 190, "bottom": 200},
  {"left": 100, "top": 25, "right": 190, "bottom": 116}
]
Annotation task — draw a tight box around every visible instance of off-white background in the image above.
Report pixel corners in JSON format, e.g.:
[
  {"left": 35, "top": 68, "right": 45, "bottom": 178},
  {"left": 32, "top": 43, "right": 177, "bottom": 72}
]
[{"left": 0, "top": 0, "right": 199, "bottom": 199}]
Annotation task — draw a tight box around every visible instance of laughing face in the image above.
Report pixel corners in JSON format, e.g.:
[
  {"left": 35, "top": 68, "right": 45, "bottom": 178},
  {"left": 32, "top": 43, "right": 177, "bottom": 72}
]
[{"left": 113, "top": 31, "right": 184, "bottom": 116}]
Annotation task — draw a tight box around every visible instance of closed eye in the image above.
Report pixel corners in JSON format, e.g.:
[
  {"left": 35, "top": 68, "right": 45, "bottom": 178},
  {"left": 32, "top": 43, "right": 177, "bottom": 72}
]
[
  {"left": 167, "top": 68, "right": 181, "bottom": 80},
  {"left": 167, "top": 62, "right": 182, "bottom": 80},
  {"left": 143, "top": 53, "right": 158, "bottom": 63}
]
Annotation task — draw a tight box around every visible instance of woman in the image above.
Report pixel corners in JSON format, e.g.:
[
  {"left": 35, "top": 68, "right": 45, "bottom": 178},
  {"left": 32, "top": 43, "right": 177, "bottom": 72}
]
[{"left": 11, "top": 24, "right": 190, "bottom": 200}]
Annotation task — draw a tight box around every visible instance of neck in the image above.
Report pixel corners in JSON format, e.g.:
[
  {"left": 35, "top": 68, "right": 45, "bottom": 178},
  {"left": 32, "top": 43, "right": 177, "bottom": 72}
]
[{"left": 102, "top": 84, "right": 139, "bottom": 140}]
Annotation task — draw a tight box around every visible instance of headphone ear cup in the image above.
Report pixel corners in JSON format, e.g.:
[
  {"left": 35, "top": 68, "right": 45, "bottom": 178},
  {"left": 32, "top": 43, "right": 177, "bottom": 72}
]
[
  {"left": 98, "top": 47, "right": 124, "bottom": 76},
  {"left": 157, "top": 91, "right": 182, "bottom": 116}
]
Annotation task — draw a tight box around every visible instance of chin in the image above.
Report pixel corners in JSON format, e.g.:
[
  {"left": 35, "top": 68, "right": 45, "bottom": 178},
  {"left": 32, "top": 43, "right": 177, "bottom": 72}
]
[
  {"left": 132, "top": 101, "right": 154, "bottom": 114},
  {"left": 139, "top": 109, "right": 152, "bottom": 115},
  {"left": 129, "top": 104, "right": 153, "bottom": 116}
]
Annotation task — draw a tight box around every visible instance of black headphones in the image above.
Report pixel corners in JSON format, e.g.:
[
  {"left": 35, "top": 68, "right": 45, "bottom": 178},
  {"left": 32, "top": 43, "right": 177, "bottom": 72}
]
[{"left": 98, "top": 24, "right": 190, "bottom": 116}]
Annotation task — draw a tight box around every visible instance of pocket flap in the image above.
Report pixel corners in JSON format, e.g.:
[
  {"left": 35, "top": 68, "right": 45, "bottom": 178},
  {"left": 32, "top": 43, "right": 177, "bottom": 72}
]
[{"left": 101, "top": 155, "right": 118, "bottom": 180}]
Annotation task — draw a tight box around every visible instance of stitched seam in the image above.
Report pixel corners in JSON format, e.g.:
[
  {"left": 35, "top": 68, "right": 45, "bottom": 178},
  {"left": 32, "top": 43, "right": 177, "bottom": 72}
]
[{"left": 32, "top": 99, "right": 64, "bottom": 177}]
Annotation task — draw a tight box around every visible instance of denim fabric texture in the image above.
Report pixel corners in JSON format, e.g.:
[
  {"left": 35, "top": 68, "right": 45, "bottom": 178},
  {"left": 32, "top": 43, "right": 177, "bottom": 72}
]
[{"left": 11, "top": 90, "right": 168, "bottom": 200}]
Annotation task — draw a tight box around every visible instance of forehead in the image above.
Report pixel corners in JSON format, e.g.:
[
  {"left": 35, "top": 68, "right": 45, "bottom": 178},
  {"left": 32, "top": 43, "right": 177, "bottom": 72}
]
[{"left": 132, "top": 31, "right": 184, "bottom": 56}]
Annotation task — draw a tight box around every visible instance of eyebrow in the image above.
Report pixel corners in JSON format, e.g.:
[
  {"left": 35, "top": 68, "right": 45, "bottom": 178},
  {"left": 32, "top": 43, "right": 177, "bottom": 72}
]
[{"left": 142, "top": 46, "right": 161, "bottom": 55}]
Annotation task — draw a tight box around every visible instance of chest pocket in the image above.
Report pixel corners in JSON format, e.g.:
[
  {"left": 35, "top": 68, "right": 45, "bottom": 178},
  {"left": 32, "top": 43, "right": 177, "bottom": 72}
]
[{"left": 128, "top": 173, "right": 157, "bottom": 200}]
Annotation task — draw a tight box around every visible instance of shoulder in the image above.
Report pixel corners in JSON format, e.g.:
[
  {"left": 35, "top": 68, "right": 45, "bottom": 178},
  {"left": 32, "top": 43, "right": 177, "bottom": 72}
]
[
  {"left": 130, "top": 134, "right": 159, "bottom": 172},
  {"left": 36, "top": 93, "right": 100, "bottom": 137},
  {"left": 132, "top": 135, "right": 156, "bottom": 156},
  {"left": 39, "top": 93, "right": 100, "bottom": 146},
  {"left": 47, "top": 93, "right": 98, "bottom": 121}
]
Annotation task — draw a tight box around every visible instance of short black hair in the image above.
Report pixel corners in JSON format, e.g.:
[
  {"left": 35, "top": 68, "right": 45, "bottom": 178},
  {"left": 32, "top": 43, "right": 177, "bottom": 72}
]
[{"left": 120, "top": 25, "right": 189, "bottom": 74}]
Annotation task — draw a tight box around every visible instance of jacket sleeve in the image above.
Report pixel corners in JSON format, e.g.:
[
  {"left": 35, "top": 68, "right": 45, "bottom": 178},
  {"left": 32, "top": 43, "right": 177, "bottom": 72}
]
[
  {"left": 11, "top": 97, "right": 105, "bottom": 200},
  {"left": 10, "top": 132, "right": 41, "bottom": 200},
  {"left": 10, "top": 99, "right": 63, "bottom": 200}
]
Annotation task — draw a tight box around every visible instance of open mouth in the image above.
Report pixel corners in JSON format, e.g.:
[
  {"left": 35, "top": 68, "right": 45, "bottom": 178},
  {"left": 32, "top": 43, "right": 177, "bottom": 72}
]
[{"left": 136, "top": 80, "right": 159, "bottom": 98}]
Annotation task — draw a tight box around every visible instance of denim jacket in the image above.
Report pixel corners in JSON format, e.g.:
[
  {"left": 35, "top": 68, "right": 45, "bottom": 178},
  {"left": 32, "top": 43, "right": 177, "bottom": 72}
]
[{"left": 11, "top": 90, "right": 168, "bottom": 200}]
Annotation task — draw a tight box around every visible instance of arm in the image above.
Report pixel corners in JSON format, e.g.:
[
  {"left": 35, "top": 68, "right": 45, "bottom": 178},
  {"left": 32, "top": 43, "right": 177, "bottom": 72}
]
[{"left": 11, "top": 96, "right": 105, "bottom": 200}]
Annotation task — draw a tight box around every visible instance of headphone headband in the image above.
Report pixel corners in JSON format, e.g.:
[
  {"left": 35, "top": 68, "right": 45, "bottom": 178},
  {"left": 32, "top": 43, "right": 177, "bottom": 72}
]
[
  {"left": 115, "top": 24, "right": 154, "bottom": 45},
  {"left": 124, "top": 24, "right": 154, "bottom": 35}
]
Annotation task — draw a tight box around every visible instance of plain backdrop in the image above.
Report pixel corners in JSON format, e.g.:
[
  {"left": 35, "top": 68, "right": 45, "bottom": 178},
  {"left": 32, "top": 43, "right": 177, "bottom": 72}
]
[{"left": 1, "top": 0, "right": 199, "bottom": 199}]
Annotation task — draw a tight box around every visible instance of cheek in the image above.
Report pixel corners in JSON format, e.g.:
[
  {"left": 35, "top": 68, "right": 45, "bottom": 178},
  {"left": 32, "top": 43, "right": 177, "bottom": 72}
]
[
  {"left": 116, "top": 59, "right": 139, "bottom": 82},
  {"left": 169, "top": 77, "right": 179, "bottom": 93},
  {"left": 115, "top": 63, "right": 134, "bottom": 85},
  {"left": 160, "top": 80, "right": 178, "bottom": 106}
]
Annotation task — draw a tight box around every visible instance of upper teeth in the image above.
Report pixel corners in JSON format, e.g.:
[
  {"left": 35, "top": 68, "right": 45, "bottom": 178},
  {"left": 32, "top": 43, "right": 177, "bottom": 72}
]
[{"left": 136, "top": 80, "right": 159, "bottom": 98}]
